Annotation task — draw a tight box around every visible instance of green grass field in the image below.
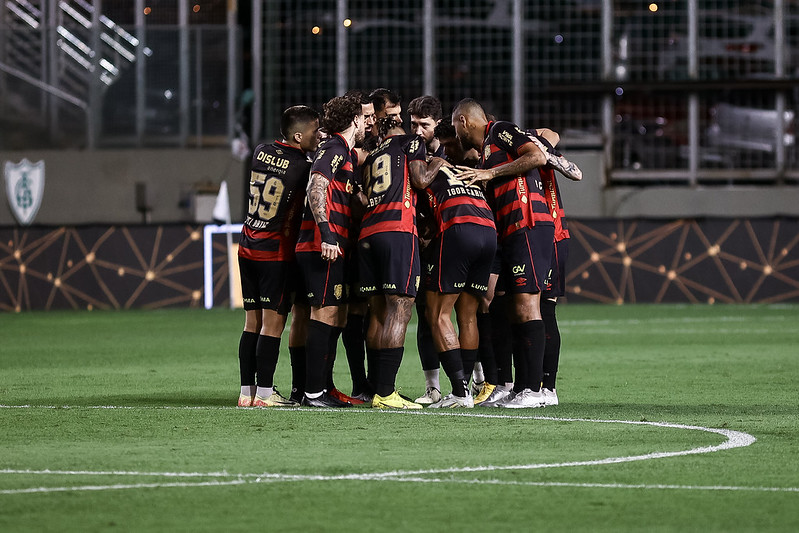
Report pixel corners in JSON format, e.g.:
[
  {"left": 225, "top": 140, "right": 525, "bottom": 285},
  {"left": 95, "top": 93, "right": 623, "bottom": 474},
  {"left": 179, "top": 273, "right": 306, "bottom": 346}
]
[{"left": 1, "top": 304, "right": 798, "bottom": 532}]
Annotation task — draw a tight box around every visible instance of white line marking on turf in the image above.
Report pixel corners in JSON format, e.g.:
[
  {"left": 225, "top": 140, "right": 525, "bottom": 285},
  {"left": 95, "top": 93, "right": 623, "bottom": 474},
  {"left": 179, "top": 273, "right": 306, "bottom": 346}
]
[{"left": 0, "top": 407, "right": 773, "bottom": 495}]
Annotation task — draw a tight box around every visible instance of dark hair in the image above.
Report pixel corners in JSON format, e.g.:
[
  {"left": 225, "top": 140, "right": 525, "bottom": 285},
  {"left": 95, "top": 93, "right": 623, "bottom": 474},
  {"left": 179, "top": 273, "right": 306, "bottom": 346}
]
[
  {"left": 369, "top": 88, "right": 401, "bottom": 113},
  {"left": 345, "top": 89, "right": 372, "bottom": 106},
  {"left": 377, "top": 116, "right": 403, "bottom": 138},
  {"left": 362, "top": 135, "right": 380, "bottom": 152},
  {"left": 321, "top": 95, "right": 362, "bottom": 134},
  {"left": 408, "top": 95, "right": 442, "bottom": 121},
  {"left": 433, "top": 121, "right": 456, "bottom": 140},
  {"left": 280, "top": 105, "right": 320, "bottom": 140}
]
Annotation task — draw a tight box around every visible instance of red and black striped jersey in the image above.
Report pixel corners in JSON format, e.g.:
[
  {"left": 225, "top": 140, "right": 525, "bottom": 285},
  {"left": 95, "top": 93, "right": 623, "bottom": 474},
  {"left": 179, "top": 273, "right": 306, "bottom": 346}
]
[
  {"left": 238, "top": 141, "right": 311, "bottom": 261},
  {"left": 359, "top": 134, "right": 426, "bottom": 239},
  {"left": 295, "top": 133, "right": 355, "bottom": 253},
  {"left": 480, "top": 121, "right": 553, "bottom": 240},
  {"left": 425, "top": 166, "right": 495, "bottom": 235},
  {"left": 539, "top": 167, "right": 570, "bottom": 242}
]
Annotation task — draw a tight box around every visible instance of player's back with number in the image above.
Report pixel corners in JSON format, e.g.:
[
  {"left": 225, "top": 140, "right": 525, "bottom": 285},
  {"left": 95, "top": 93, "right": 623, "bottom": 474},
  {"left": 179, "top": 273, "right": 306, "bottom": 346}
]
[
  {"left": 359, "top": 134, "right": 426, "bottom": 238},
  {"left": 240, "top": 141, "right": 311, "bottom": 261},
  {"left": 425, "top": 165, "right": 495, "bottom": 234}
]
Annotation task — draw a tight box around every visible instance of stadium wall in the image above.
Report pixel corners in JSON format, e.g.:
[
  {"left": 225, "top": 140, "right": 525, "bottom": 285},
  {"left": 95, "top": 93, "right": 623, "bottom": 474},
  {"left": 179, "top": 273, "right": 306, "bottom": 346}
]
[{"left": 2, "top": 218, "right": 797, "bottom": 312}]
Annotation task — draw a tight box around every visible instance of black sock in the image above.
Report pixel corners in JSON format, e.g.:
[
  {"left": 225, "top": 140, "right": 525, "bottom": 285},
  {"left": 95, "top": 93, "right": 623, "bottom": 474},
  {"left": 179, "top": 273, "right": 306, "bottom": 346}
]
[
  {"left": 238, "top": 331, "right": 259, "bottom": 386},
  {"left": 289, "top": 346, "right": 306, "bottom": 397},
  {"left": 438, "top": 349, "right": 466, "bottom": 396},
  {"left": 342, "top": 313, "right": 369, "bottom": 394},
  {"left": 324, "top": 327, "right": 343, "bottom": 391},
  {"left": 541, "top": 299, "right": 560, "bottom": 389},
  {"left": 366, "top": 346, "right": 380, "bottom": 391},
  {"left": 510, "top": 324, "right": 529, "bottom": 392},
  {"left": 491, "top": 296, "right": 513, "bottom": 384},
  {"left": 460, "top": 348, "right": 479, "bottom": 382},
  {"left": 416, "top": 300, "right": 439, "bottom": 371},
  {"left": 306, "top": 320, "right": 333, "bottom": 395},
  {"left": 512, "top": 320, "right": 545, "bottom": 392},
  {"left": 477, "top": 312, "right": 498, "bottom": 384},
  {"left": 376, "top": 347, "right": 404, "bottom": 397},
  {"left": 255, "top": 335, "right": 281, "bottom": 388}
]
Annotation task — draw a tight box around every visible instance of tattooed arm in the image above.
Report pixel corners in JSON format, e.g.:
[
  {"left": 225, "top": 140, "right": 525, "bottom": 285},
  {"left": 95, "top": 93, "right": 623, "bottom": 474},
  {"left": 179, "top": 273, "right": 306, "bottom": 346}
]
[{"left": 307, "top": 172, "right": 343, "bottom": 262}]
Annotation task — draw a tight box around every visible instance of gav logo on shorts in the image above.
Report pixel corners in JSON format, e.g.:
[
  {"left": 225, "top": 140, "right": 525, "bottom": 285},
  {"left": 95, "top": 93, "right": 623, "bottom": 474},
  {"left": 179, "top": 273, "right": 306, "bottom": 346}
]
[
  {"left": 511, "top": 264, "right": 526, "bottom": 276},
  {"left": 4, "top": 158, "right": 45, "bottom": 226}
]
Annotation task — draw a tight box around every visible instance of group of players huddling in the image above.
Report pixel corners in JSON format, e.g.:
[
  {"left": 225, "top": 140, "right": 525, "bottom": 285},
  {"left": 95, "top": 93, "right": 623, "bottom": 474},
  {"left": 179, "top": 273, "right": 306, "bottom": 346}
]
[{"left": 236, "top": 89, "right": 581, "bottom": 410}]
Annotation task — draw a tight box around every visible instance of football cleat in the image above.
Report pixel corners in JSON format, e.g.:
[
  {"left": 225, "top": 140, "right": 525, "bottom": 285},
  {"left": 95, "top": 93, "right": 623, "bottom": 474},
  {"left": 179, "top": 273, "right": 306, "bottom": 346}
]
[
  {"left": 479, "top": 387, "right": 513, "bottom": 407},
  {"left": 301, "top": 391, "right": 353, "bottom": 408},
  {"left": 330, "top": 387, "right": 365, "bottom": 405},
  {"left": 473, "top": 383, "right": 496, "bottom": 405},
  {"left": 372, "top": 391, "right": 423, "bottom": 410},
  {"left": 253, "top": 390, "right": 299, "bottom": 407},
  {"left": 350, "top": 391, "right": 374, "bottom": 404},
  {"left": 414, "top": 386, "right": 441, "bottom": 405},
  {"left": 542, "top": 388, "right": 559, "bottom": 406},
  {"left": 237, "top": 394, "right": 255, "bottom": 407},
  {"left": 428, "top": 392, "right": 474, "bottom": 409},
  {"left": 501, "top": 388, "right": 545, "bottom": 409},
  {"left": 289, "top": 387, "right": 304, "bottom": 404},
  {"left": 470, "top": 380, "right": 484, "bottom": 397}
]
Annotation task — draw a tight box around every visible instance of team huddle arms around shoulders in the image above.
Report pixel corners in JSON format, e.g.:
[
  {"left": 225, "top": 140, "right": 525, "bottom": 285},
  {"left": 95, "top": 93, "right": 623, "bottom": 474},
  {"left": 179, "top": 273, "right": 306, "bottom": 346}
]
[{"left": 236, "top": 90, "right": 582, "bottom": 410}]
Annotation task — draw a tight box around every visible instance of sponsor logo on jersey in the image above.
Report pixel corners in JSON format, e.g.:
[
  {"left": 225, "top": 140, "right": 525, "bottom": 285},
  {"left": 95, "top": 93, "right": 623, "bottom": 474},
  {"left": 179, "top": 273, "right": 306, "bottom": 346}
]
[
  {"left": 499, "top": 130, "right": 514, "bottom": 146},
  {"left": 4, "top": 158, "right": 44, "bottom": 226},
  {"left": 331, "top": 154, "right": 344, "bottom": 174}
]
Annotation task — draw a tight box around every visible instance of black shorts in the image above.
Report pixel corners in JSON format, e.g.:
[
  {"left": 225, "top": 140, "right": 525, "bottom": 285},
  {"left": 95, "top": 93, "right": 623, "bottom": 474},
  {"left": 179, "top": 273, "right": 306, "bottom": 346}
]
[
  {"left": 295, "top": 251, "right": 350, "bottom": 307},
  {"left": 499, "top": 225, "right": 555, "bottom": 295},
  {"left": 357, "top": 232, "right": 420, "bottom": 297},
  {"left": 543, "top": 238, "right": 570, "bottom": 299},
  {"left": 346, "top": 244, "right": 368, "bottom": 304},
  {"left": 424, "top": 224, "right": 497, "bottom": 296},
  {"left": 238, "top": 256, "right": 295, "bottom": 314}
]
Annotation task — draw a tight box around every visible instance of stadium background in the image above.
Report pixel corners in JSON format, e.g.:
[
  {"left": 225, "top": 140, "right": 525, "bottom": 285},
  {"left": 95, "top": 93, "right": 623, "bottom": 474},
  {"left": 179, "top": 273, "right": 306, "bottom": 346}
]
[{"left": 1, "top": 0, "right": 799, "bottom": 310}]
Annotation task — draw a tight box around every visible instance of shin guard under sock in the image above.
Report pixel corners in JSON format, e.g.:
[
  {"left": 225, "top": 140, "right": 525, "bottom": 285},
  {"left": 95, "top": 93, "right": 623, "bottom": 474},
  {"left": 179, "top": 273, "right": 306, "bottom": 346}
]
[
  {"left": 342, "top": 313, "right": 369, "bottom": 394},
  {"left": 541, "top": 299, "right": 560, "bottom": 389},
  {"left": 477, "top": 312, "right": 498, "bottom": 384},
  {"left": 376, "top": 347, "right": 404, "bottom": 397},
  {"left": 305, "top": 320, "right": 333, "bottom": 394},
  {"left": 238, "top": 331, "right": 259, "bottom": 386},
  {"left": 289, "top": 346, "right": 306, "bottom": 396},
  {"left": 255, "top": 335, "right": 281, "bottom": 388},
  {"left": 491, "top": 297, "right": 514, "bottom": 385},
  {"left": 438, "top": 349, "right": 466, "bottom": 396}
]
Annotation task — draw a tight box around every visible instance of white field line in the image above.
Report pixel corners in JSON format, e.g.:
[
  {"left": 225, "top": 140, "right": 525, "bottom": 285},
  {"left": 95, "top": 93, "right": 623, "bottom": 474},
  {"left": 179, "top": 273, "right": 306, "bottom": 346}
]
[{"left": 1, "top": 407, "right": 785, "bottom": 495}]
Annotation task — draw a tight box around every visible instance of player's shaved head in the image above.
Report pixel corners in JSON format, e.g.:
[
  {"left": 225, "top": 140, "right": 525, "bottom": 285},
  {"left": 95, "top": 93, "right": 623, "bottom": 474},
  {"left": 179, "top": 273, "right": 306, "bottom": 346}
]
[
  {"left": 452, "top": 98, "right": 487, "bottom": 122},
  {"left": 451, "top": 98, "right": 489, "bottom": 151}
]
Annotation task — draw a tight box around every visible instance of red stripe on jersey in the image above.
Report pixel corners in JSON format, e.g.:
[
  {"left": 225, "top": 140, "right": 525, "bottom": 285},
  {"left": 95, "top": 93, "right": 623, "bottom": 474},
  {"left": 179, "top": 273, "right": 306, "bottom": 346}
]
[{"left": 440, "top": 216, "right": 496, "bottom": 233}]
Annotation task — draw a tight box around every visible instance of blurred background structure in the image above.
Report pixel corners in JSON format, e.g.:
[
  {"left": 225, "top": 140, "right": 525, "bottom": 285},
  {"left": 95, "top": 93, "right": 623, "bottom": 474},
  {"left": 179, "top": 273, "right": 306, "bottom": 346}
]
[{"left": 2, "top": 1, "right": 799, "bottom": 308}]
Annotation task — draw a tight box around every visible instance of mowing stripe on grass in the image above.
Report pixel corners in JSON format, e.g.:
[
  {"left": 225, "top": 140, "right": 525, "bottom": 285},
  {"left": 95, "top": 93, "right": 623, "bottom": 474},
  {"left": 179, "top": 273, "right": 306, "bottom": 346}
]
[{"left": 1, "top": 406, "right": 765, "bottom": 496}]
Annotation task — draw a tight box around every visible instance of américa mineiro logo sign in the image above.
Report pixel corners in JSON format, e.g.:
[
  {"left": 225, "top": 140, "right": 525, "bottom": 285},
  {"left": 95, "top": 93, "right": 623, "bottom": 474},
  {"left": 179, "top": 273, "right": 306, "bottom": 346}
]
[{"left": 4, "top": 159, "right": 45, "bottom": 226}]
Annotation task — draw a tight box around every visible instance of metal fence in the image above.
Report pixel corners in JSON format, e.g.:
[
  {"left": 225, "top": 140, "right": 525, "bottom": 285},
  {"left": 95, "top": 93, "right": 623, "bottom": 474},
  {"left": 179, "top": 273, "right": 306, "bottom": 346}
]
[
  {"left": 253, "top": 0, "right": 799, "bottom": 185},
  {"left": 0, "top": 0, "right": 238, "bottom": 150},
  {"left": 3, "top": 1, "right": 799, "bottom": 185}
]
